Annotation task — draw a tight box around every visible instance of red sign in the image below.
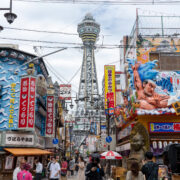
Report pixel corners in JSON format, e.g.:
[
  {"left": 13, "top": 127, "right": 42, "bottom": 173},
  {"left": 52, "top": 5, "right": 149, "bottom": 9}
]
[
  {"left": 46, "top": 95, "right": 54, "bottom": 136},
  {"left": 28, "top": 77, "right": 36, "bottom": 128},
  {"left": 18, "top": 77, "right": 30, "bottom": 128},
  {"left": 174, "top": 123, "right": 180, "bottom": 131},
  {"left": 107, "top": 92, "right": 115, "bottom": 108}
]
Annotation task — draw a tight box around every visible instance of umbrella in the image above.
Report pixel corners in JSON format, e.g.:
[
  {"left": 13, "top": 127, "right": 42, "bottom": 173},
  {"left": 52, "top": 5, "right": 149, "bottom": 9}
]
[{"left": 100, "top": 150, "right": 122, "bottom": 160}]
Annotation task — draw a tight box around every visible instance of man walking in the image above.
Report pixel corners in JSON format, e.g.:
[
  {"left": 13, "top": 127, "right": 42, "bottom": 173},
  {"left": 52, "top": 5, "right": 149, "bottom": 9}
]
[
  {"left": 49, "top": 157, "right": 61, "bottom": 180},
  {"left": 141, "top": 151, "right": 158, "bottom": 180},
  {"left": 34, "top": 158, "right": 43, "bottom": 180}
]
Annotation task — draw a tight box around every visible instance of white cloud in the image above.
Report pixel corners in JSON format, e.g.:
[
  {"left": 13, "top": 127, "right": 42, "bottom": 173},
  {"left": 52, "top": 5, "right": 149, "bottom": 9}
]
[{"left": 1, "top": 0, "right": 180, "bottom": 96}]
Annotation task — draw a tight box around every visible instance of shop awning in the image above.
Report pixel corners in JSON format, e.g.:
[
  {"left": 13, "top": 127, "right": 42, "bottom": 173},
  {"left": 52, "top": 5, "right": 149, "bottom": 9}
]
[{"left": 4, "top": 148, "right": 52, "bottom": 156}]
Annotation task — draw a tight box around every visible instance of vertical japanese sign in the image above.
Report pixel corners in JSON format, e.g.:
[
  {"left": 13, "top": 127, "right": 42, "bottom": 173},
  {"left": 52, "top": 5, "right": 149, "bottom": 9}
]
[
  {"left": 59, "top": 84, "right": 71, "bottom": 100},
  {"left": 8, "top": 83, "right": 16, "bottom": 128},
  {"left": 18, "top": 76, "right": 36, "bottom": 129},
  {"left": 46, "top": 95, "right": 54, "bottom": 136},
  {"left": 104, "top": 65, "right": 116, "bottom": 114},
  {"left": 28, "top": 77, "right": 36, "bottom": 128},
  {"left": 18, "top": 77, "right": 29, "bottom": 128}
]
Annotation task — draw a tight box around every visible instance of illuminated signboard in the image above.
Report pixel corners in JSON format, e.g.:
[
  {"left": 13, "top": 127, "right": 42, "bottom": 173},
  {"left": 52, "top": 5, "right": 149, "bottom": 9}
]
[{"left": 149, "top": 122, "right": 180, "bottom": 133}]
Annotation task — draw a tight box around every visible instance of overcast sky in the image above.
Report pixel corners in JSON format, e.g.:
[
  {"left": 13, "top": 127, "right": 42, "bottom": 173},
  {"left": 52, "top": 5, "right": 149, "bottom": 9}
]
[{"left": 1, "top": 0, "right": 180, "bottom": 100}]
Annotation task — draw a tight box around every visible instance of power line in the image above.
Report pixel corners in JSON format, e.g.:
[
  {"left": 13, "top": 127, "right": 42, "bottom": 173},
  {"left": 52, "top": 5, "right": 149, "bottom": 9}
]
[
  {"left": 4, "top": 27, "right": 78, "bottom": 36},
  {"left": 14, "top": 0, "right": 180, "bottom": 5},
  {"left": 45, "top": 59, "right": 79, "bottom": 90}
]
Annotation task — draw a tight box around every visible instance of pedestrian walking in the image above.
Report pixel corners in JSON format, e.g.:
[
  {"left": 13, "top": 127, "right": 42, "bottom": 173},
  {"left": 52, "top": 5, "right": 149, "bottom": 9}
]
[
  {"left": 49, "top": 157, "right": 61, "bottom": 180},
  {"left": 61, "top": 157, "right": 68, "bottom": 180},
  {"left": 85, "top": 153, "right": 104, "bottom": 180},
  {"left": 17, "top": 163, "right": 32, "bottom": 180},
  {"left": 77, "top": 156, "right": 85, "bottom": 180},
  {"left": 13, "top": 159, "right": 26, "bottom": 180},
  {"left": 69, "top": 157, "right": 75, "bottom": 176},
  {"left": 34, "top": 158, "right": 43, "bottom": 180},
  {"left": 141, "top": 151, "right": 158, "bottom": 180},
  {"left": 75, "top": 157, "right": 79, "bottom": 176},
  {"left": 47, "top": 157, "right": 53, "bottom": 178},
  {"left": 126, "top": 162, "right": 145, "bottom": 180}
]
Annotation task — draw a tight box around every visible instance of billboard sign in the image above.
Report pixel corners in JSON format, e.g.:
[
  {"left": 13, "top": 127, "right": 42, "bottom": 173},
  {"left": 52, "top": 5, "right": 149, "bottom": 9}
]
[
  {"left": 149, "top": 122, "right": 180, "bottom": 133},
  {"left": 60, "top": 84, "right": 71, "bottom": 100},
  {"left": 104, "top": 65, "right": 116, "bottom": 114},
  {"left": 46, "top": 95, "right": 55, "bottom": 136}
]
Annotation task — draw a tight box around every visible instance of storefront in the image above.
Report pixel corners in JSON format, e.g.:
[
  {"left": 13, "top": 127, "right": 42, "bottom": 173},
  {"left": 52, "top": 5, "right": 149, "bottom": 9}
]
[{"left": 0, "top": 131, "right": 52, "bottom": 180}]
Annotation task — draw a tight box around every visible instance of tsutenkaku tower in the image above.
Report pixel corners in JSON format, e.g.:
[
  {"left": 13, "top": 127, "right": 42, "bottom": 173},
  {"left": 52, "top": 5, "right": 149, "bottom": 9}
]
[{"left": 77, "top": 13, "right": 100, "bottom": 114}]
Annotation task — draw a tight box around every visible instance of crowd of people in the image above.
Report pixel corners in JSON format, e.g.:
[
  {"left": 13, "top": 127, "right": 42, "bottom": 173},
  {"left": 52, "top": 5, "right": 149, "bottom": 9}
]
[
  {"left": 12, "top": 151, "right": 168, "bottom": 180},
  {"left": 12, "top": 153, "right": 105, "bottom": 180}
]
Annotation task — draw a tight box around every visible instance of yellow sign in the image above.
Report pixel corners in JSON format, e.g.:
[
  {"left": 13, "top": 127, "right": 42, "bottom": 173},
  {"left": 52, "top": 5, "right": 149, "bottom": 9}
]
[
  {"left": 104, "top": 65, "right": 116, "bottom": 109},
  {"left": 8, "top": 83, "right": 16, "bottom": 128}
]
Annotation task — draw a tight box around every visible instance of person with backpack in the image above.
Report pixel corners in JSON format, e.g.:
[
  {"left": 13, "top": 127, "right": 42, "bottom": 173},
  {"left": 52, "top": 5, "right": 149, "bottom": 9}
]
[
  {"left": 126, "top": 162, "right": 145, "bottom": 180},
  {"left": 17, "top": 163, "right": 32, "bottom": 180},
  {"left": 141, "top": 151, "right": 158, "bottom": 180}
]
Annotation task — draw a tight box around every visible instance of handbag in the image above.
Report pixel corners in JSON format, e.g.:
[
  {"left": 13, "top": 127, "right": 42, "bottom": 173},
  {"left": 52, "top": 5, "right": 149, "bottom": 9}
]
[{"left": 61, "top": 171, "right": 67, "bottom": 176}]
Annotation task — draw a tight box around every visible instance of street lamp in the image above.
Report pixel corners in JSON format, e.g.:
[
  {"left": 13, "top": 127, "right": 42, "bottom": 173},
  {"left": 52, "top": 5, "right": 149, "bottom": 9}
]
[{"left": 0, "top": 0, "right": 17, "bottom": 28}]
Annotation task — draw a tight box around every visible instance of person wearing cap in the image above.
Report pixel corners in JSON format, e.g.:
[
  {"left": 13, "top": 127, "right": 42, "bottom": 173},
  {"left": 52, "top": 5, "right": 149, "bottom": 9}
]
[
  {"left": 17, "top": 163, "right": 32, "bottom": 180},
  {"left": 85, "top": 153, "right": 104, "bottom": 180}
]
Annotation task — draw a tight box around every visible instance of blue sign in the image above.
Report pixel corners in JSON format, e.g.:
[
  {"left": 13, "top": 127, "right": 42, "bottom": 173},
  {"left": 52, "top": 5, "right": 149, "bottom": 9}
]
[
  {"left": 101, "top": 125, "right": 106, "bottom": 129},
  {"left": 149, "top": 122, "right": 180, "bottom": 133},
  {"left": 52, "top": 138, "right": 59, "bottom": 144},
  {"left": 106, "top": 136, "right": 112, "bottom": 143}
]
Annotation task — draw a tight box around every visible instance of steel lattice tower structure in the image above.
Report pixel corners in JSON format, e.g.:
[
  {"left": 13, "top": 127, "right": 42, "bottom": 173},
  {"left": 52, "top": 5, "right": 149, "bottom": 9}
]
[{"left": 76, "top": 13, "right": 100, "bottom": 115}]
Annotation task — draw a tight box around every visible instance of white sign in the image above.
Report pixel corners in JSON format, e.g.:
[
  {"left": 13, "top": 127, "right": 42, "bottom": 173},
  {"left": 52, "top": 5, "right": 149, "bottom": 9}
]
[
  {"left": 5, "top": 133, "right": 34, "bottom": 145},
  {"left": 116, "top": 143, "right": 130, "bottom": 152},
  {"left": 60, "top": 84, "right": 71, "bottom": 100}
]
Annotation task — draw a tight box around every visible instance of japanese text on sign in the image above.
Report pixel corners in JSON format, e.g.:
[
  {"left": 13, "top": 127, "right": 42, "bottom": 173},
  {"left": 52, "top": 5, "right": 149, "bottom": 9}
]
[
  {"left": 46, "top": 96, "right": 54, "bottom": 136},
  {"left": 149, "top": 122, "right": 180, "bottom": 133},
  {"left": 104, "top": 65, "right": 116, "bottom": 111},
  {"left": 5, "top": 133, "right": 34, "bottom": 145},
  {"left": 59, "top": 84, "right": 71, "bottom": 100},
  {"left": 28, "top": 77, "right": 36, "bottom": 128},
  {"left": 19, "top": 77, "right": 29, "bottom": 128},
  {"left": 8, "top": 83, "right": 16, "bottom": 128}
]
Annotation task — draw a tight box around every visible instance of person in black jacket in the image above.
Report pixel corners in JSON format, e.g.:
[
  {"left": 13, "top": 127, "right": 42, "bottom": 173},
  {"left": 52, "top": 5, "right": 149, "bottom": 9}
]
[
  {"left": 85, "top": 153, "right": 104, "bottom": 180},
  {"left": 141, "top": 151, "right": 158, "bottom": 180}
]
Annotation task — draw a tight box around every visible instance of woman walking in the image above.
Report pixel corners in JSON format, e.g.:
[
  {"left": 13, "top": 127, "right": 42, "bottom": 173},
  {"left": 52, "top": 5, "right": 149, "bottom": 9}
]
[
  {"left": 77, "top": 156, "right": 85, "bottom": 180},
  {"left": 126, "top": 162, "right": 145, "bottom": 180}
]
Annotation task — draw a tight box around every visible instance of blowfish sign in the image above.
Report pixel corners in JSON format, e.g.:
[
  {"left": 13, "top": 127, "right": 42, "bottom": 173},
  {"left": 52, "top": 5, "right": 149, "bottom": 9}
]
[
  {"left": 46, "top": 95, "right": 54, "bottom": 136},
  {"left": 18, "top": 76, "right": 36, "bottom": 129}
]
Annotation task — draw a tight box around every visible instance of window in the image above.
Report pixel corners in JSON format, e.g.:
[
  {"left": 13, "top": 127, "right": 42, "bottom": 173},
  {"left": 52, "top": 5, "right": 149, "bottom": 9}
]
[{"left": 150, "top": 52, "right": 180, "bottom": 71}]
